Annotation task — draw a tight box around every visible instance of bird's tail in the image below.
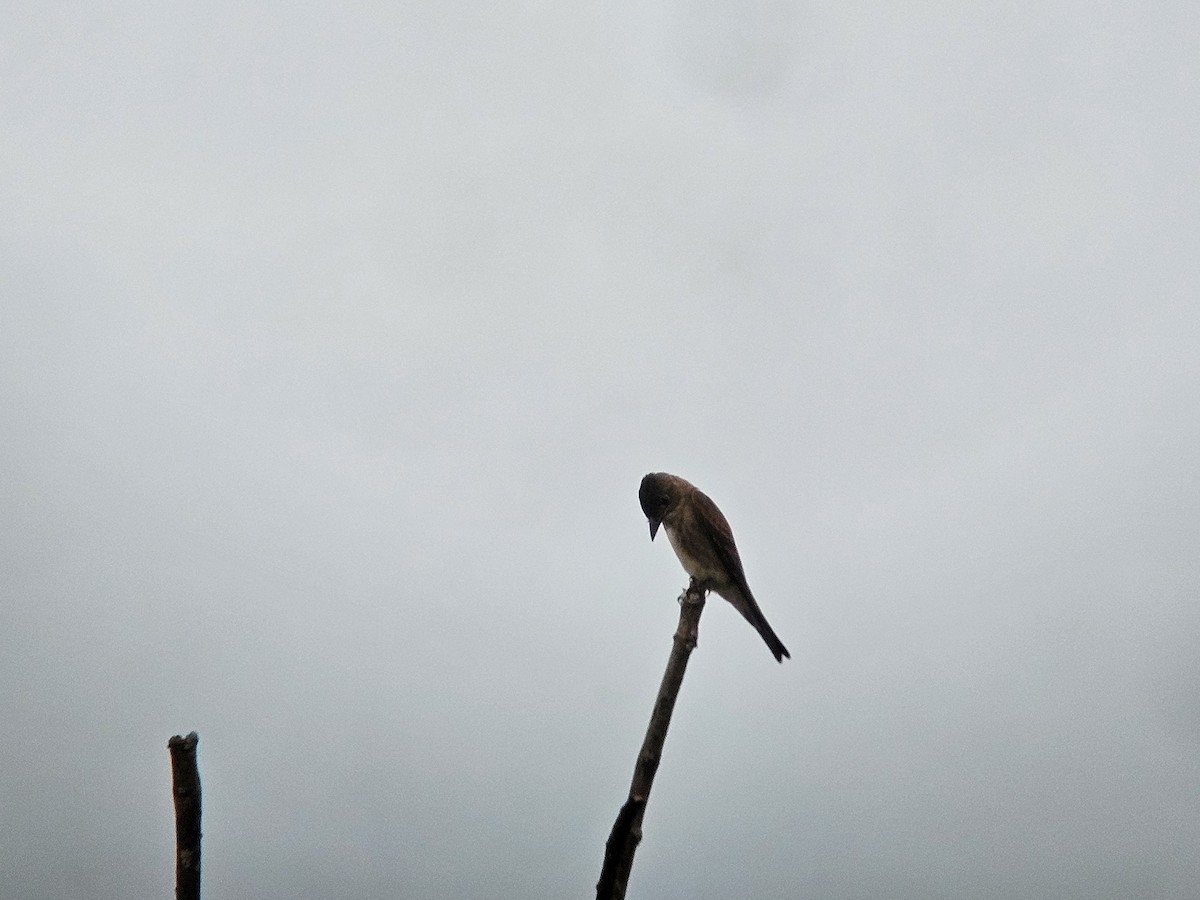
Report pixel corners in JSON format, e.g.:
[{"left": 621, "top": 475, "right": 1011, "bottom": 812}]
[
  {"left": 720, "top": 586, "right": 791, "bottom": 663},
  {"left": 756, "top": 619, "right": 790, "bottom": 663}
]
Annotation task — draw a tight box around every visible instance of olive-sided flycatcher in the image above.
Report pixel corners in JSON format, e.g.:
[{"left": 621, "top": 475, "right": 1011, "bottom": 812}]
[{"left": 639, "top": 472, "right": 790, "bottom": 662}]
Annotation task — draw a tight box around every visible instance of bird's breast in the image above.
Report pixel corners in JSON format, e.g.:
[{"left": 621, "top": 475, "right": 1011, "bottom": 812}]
[{"left": 663, "top": 522, "right": 724, "bottom": 585}]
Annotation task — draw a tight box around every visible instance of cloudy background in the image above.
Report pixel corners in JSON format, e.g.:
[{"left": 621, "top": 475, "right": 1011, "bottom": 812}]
[{"left": 3, "top": 2, "right": 1199, "bottom": 898}]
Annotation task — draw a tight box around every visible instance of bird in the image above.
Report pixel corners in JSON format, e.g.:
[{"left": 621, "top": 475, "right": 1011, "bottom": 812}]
[{"left": 639, "top": 472, "right": 790, "bottom": 662}]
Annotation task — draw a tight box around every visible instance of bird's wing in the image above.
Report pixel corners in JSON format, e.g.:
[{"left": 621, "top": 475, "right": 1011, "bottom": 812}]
[{"left": 692, "top": 488, "right": 750, "bottom": 591}]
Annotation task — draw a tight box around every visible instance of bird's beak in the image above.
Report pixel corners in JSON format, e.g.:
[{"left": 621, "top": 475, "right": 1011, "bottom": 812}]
[{"left": 648, "top": 518, "right": 660, "bottom": 540}]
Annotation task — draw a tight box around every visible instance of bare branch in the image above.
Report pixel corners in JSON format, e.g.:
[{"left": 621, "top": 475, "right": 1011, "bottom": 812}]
[
  {"left": 597, "top": 581, "right": 706, "bottom": 900},
  {"left": 168, "top": 732, "right": 202, "bottom": 900}
]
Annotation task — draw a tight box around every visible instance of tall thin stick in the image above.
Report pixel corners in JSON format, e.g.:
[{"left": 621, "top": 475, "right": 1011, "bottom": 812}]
[
  {"left": 597, "top": 581, "right": 706, "bottom": 900},
  {"left": 168, "top": 732, "right": 202, "bottom": 900}
]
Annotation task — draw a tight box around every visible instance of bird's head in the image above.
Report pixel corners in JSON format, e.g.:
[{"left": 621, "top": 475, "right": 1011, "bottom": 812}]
[{"left": 639, "top": 472, "right": 681, "bottom": 540}]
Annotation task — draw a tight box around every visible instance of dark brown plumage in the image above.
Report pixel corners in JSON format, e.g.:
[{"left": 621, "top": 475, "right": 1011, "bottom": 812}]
[{"left": 639, "top": 472, "right": 790, "bottom": 662}]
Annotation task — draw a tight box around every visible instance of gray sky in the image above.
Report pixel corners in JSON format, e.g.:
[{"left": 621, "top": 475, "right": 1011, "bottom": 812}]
[{"left": 3, "top": 2, "right": 1199, "bottom": 898}]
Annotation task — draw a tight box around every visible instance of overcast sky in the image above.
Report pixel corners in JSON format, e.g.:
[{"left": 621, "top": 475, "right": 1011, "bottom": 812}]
[{"left": 3, "top": 3, "right": 1199, "bottom": 898}]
